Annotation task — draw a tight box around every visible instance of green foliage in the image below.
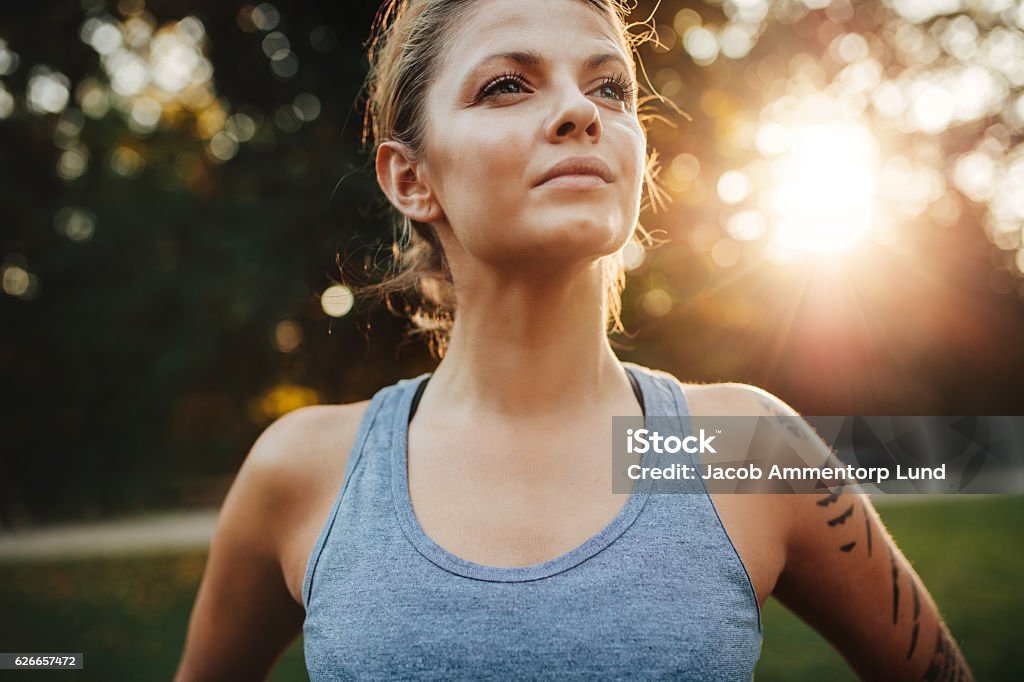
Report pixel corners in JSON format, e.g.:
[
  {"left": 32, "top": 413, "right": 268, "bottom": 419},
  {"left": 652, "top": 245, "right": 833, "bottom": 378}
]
[{"left": 2, "top": 0, "right": 1023, "bottom": 522}]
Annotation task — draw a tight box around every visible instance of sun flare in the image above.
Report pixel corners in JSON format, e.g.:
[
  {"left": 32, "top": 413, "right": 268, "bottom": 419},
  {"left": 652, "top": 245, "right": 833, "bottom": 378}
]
[{"left": 766, "top": 121, "right": 880, "bottom": 257}]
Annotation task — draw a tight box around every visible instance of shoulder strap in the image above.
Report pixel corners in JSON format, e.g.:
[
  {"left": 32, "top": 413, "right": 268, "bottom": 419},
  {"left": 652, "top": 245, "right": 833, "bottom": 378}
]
[
  {"left": 626, "top": 367, "right": 645, "bottom": 416},
  {"left": 408, "top": 376, "right": 429, "bottom": 423}
]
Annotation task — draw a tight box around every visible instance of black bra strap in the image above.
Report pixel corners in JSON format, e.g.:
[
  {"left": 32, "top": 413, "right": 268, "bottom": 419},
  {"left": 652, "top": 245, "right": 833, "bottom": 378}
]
[
  {"left": 408, "top": 367, "right": 645, "bottom": 423},
  {"left": 409, "top": 375, "right": 429, "bottom": 422},
  {"left": 626, "top": 368, "right": 646, "bottom": 417}
]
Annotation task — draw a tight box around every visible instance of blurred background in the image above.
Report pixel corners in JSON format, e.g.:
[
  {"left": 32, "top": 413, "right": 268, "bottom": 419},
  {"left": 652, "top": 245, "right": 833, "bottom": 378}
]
[{"left": 0, "top": 0, "right": 1022, "bottom": 679}]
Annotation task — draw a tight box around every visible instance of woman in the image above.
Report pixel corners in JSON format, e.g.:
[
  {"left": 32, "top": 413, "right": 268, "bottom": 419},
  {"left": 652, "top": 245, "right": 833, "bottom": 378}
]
[{"left": 176, "top": 0, "right": 973, "bottom": 679}]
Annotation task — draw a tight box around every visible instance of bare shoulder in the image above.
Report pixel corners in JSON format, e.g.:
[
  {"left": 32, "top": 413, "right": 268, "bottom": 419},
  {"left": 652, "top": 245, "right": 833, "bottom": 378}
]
[
  {"left": 682, "top": 380, "right": 819, "bottom": 463},
  {"left": 681, "top": 379, "right": 827, "bottom": 496},
  {"left": 680, "top": 380, "right": 797, "bottom": 418},
  {"left": 245, "top": 401, "right": 371, "bottom": 488},
  {"left": 674, "top": 380, "right": 806, "bottom": 606},
  {"left": 237, "top": 400, "right": 372, "bottom": 604}
]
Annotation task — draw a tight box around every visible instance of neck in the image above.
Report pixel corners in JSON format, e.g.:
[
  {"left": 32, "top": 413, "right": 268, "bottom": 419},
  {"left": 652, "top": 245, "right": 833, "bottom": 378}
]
[{"left": 425, "top": 260, "right": 631, "bottom": 419}]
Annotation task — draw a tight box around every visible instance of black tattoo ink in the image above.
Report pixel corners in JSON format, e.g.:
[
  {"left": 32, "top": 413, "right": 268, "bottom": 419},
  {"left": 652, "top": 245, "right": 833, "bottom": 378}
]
[
  {"left": 781, "top": 416, "right": 807, "bottom": 439},
  {"left": 840, "top": 541, "right": 856, "bottom": 552},
  {"left": 827, "top": 504, "right": 855, "bottom": 527},
  {"left": 907, "top": 623, "right": 920, "bottom": 660},
  {"left": 817, "top": 491, "right": 841, "bottom": 507},
  {"left": 922, "top": 625, "right": 963, "bottom": 681},
  {"left": 757, "top": 396, "right": 808, "bottom": 439},
  {"left": 907, "top": 579, "right": 921, "bottom": 659},
  {"left": 862, "top": 499, "right": 873, "bottom": 557},
  {"left": 889, "top": 546, "right": 900, "bottom": 625}
]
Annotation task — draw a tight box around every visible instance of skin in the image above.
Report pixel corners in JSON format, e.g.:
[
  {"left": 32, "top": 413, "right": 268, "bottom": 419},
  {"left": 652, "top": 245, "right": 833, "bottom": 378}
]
[{"left": 175, "top": 0, "right": 974, "bottom": 679}]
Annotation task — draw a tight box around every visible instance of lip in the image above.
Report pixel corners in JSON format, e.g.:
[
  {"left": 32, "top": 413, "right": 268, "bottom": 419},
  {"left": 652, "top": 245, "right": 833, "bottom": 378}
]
[{"left": 535, "top": 156, "right": 615, "bottom": 187}]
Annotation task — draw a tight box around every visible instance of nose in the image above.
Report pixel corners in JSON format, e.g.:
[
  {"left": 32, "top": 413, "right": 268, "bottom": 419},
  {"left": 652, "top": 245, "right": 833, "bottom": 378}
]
[{"left": 544, "top": 81, "right": 602, "bottom": 144}]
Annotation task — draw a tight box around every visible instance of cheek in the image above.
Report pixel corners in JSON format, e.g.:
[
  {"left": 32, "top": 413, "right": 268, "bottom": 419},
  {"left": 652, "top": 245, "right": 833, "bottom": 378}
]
[
  {"left": 430, "top": 122, "right": 530, "bottom": 215},
  {"left": 608, "top": 121, "right": 647, "bottom": 211},
  {"left": 623, "top": 124, "right": 647, "bottom": 190}
]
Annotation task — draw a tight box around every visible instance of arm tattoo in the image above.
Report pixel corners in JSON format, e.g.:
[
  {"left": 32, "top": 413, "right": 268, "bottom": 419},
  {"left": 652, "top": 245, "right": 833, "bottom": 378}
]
[
  {"left": 817, "top": 490, "right": 842, "bottom": 507},
  {"left": 815, "top": 496, "right": 970, "bottom": 677},
  {"left": 907, "top": 580, "right": 921, "bottom": 659},
  {"left": 922, "top": 625, "right": 971, "bottom": 681},
  {"left": 889, "top": 545, "right": 900, "bottom": 625},
  {"left": 816, "top": 489, "right": 861, "bottom": 552},
  {"left": 827, "top": 504, "right": 855, "bottom": 527},
  {"left": 908, "top": 622, "right": 920, "bottom": 661},
  {"left": 861, "top": 499, "right": 873, "bottom": 557},
  {"left": 757, "top": 396, "right": 809, "bottom": 440}
]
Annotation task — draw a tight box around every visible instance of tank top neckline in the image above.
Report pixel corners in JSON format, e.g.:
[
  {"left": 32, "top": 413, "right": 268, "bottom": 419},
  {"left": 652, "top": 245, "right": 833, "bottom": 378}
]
[
  {"left": 389, "top": 362, "right": 672, "bottom": 583},
  {"left": 406, "top": 364, "right": 646, "bottom": 422}
]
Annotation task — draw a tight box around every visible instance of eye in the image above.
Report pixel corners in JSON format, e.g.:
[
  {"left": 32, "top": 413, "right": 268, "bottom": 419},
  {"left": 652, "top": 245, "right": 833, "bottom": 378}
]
[
  {"left": 478, "top": 71, "right": 530, "bottom": 100},
  {"left": 593, "top": 74, "right": 635, "bottom": 105}
]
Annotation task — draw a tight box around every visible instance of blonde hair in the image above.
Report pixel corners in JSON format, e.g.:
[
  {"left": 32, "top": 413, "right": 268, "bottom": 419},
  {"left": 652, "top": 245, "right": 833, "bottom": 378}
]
[{"left": 355, "top": 0, "right": 665, "bottom": 358}]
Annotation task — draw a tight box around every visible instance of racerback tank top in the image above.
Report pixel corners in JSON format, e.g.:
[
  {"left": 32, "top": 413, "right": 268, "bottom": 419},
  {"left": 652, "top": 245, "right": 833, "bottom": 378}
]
[{"left": 302, "top": 362, "right": 763, "bottom": 679}]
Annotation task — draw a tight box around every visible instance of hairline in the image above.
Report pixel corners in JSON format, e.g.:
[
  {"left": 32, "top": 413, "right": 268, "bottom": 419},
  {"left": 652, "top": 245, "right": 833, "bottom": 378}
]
[{"left": 435, "top": 0, "right": 634, "bottom": 78}]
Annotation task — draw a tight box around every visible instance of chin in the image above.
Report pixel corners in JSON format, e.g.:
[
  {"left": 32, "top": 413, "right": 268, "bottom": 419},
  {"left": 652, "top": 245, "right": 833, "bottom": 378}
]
[
  {"left": 461, "top": 206, "right": 632, "bottom": 266},
  {"left": 523, "top": 215, "right": 627, "bottom": 261}
]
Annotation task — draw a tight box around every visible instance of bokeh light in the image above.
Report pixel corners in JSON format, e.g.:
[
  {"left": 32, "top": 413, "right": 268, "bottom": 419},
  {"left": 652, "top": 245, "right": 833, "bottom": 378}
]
[
  {"left": 57, "top": 144, "right": 89, "bottom": 180},
  {"left": 0, "top": 37, "right": 20, "bottom": 76},
  {"left": 109, "top": 146, "right": 144, "bottom": 177},
  {"left": 321, "top": 285, "right": 354, "bottom": 318},
  {"left": 0, "top": 82, "right": 14, "bottom": 119},
  {"left": 272, "top": 319, "right": 303, "bottom": 353},
  {"left": 54, "top": 208, "right": 97, "bottom": 242},
  {"left": 641, "top": 288, "right": 673, "bottom": 317},
  {"left": 622, "top": 240, "right": 646, "bottom": 271},
  {"left": 1, "top": 257, "right": 39, "bottom": 300},
  {"left": 250, "top": 3, "right": 281, "bottom": 32},
  {"left": 250, "top": 383, "right": 318, "bottom": 422},
  {"left": 717, "top": 170, "right": 751, "bottom": 205},
  {"left": 27, "top": 66, "right": 70, "bottom": 115},
  {"left": 67, "top": 7, "right": 258, "bottom": 178}
]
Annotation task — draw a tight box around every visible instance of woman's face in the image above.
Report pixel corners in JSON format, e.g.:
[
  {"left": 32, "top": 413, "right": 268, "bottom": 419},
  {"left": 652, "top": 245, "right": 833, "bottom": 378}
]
[{"left": 417, "top": 0, "right": 646, "bottom": 272}]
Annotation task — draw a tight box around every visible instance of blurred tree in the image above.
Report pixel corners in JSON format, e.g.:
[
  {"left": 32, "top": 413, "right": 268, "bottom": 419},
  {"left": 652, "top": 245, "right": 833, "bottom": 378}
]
[{"left": 0, "top": 0, "right": 1022, "bottom": 524}]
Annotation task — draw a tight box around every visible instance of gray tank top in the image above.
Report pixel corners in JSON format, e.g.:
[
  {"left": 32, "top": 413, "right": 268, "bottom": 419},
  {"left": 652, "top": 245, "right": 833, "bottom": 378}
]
[{"left": 302, "top": 362, "right": 762, "bottom": 679}]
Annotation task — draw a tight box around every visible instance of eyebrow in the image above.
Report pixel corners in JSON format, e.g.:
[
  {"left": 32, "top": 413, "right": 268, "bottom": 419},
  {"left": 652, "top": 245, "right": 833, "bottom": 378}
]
[
  {"left": 584, "top": 52, "right": 631, "bottom": 71},
  {"left": 466, "top": 50, "right": 632, "bottom": 77}
]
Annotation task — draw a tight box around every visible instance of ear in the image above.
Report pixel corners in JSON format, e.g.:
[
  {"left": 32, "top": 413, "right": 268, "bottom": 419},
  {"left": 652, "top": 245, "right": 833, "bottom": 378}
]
[{"left": 376, "top": 141, "right": 443, "bottom": 224}]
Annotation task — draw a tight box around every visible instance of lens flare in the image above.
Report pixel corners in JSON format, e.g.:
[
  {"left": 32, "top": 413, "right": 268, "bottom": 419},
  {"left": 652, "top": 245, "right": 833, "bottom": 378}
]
[{"left": 766, "top": 121, "right": 880, "bottom": 255}]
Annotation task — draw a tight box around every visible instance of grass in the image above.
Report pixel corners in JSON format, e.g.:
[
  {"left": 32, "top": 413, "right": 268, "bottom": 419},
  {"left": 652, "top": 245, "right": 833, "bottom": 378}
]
[
  {"left": 755, "top": 495, "right": 1024, "bottom": 681},
  {"left": 0, "top": 551, "right": 305, "bottom": 681},
  {"left": 0, "top": 495, "right": 1020, "bottom": 680}
]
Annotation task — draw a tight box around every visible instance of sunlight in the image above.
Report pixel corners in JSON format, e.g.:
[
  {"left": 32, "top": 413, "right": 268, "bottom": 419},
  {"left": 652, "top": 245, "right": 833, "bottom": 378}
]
[{"left": 766, "top": 121, "right": 880, "bottom": 257}]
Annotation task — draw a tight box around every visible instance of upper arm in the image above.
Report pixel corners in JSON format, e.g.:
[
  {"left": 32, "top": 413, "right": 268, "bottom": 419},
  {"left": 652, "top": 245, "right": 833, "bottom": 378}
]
[
  {"left": 776, "top": 490, "right": 972, "bottom": 680},
  {"left": 175, "top": 406, "right": 343, "bottom": 681},
  {"left": 732, "top": 387, "right": 975, "bottom": 680}
]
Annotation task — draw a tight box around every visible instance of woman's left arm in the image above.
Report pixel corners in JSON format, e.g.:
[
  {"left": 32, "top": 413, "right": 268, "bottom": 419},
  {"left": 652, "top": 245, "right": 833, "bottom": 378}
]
[
  {"left": 778, "top": 483, "right": 970, "bottom": 679},
  {"left": 740, "top": 387, "right": 976, "bottom": 681},
  {"left": 774, "top": 487, "right": 973, "bottom": 681},
  {"left": 694, "top": 382, "right": 974, "bottom": 679}
]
